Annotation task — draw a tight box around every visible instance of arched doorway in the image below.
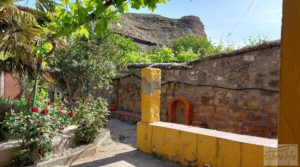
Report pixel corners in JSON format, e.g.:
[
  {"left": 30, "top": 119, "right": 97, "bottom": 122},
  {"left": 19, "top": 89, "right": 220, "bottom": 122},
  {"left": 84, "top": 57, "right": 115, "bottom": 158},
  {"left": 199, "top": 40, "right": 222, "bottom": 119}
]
[{"left": 168, "top": 96, "right": 193, "bottom": 125}]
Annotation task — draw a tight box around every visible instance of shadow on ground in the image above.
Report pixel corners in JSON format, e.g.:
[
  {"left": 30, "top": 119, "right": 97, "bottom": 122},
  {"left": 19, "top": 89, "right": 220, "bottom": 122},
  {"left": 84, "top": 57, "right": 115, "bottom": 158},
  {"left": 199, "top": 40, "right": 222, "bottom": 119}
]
[
  {"left": 70, "top": 119, "right": 180, "bottom": 167},
  {"left": 72, "top": 150, "right": 179, "bottom": 167}
]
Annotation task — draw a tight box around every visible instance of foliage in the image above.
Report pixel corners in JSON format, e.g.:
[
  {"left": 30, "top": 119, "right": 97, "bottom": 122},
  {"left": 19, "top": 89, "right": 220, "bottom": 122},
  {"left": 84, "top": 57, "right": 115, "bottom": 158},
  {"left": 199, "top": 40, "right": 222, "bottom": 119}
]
[
  {"left": 47, "top": 33, "right": 136, "bottom": 107},
  {"left": 121, "top": 51, "right": 151, "bottom": 63},
  {"left": 73, "top": 96, "right": 109, "bottom": 145},
  {"left": 243, "top": 34, "right": 270, "bottom": 46},
  {"left": 172, "top": 35, "right": 214, "bottom": 56},
  {"left": 18, "top": 75, "right": 35, "bottom": 99},
  {"left": 47, "top": 0, "right": 169, "bottom": 38},
  {"left": 0, "top": 0, "right": 43, "bottom": 77},
  {"left": 3, "top": 89, "right": 71, "bottom": 166},
  {"left": 176, "top": 49, "right": 199, "bottom": 62},
  {"left": 121, "top": 35, "right": 235, "bottom": 63},
  {"left": 147, "top": 47, "right": 176, "bottom": 62},
  {"left": 0, "top": 0, "right": 167, "bottom": 80},
  {"left": 0, "top": 97, "right": 26, "bottom": 141},
  {"left": 171, "top": 35, "right": 234, "bottom": 58}
]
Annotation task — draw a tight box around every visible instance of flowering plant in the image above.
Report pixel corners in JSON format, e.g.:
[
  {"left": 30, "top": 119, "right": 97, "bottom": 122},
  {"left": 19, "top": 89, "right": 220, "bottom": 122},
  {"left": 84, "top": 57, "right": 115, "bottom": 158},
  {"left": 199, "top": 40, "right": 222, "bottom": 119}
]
[
  {"left": 4, "top": 90, "right": 71, "bottom": 165},
  {"left": 74, "top": 96, "right": 109, "bottom": 145}
]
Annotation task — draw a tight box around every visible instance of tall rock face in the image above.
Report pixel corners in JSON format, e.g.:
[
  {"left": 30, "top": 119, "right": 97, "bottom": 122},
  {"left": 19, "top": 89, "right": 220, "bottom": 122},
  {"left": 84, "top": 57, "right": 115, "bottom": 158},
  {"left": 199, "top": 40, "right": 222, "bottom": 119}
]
[{"left": 111, "top": 13, "right": 207, "bottom": 50}]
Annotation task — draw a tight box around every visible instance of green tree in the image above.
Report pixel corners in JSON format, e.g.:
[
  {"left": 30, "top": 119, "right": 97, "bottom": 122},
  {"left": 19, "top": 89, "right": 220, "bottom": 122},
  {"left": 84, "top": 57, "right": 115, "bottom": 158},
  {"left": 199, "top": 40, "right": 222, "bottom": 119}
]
[
  {"left": 0, "top": 0, "right": 169, "bottom": 73},
  {"left": 1, "top": 0, "right": 168, "bottom": 106},
  {"left": 171, "top": 35, "right": 215, "bottom": 57},
  {"left": 172, "top": 35, "right": 235, "bottom": 58},
  {"left": 47, "top": 33, "right": 138, "bottom": 107}
]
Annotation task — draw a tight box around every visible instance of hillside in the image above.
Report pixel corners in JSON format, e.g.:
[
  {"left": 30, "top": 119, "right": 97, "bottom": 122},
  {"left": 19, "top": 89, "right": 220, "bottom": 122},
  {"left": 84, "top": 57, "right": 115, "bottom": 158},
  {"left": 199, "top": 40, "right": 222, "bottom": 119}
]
[{"left": 111, "top": 13, "right": 207, "bottom": 50}]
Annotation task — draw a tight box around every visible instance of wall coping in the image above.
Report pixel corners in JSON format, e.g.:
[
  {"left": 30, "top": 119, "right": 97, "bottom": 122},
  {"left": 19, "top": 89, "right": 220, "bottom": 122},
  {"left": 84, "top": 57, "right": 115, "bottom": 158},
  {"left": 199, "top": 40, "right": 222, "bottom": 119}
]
[
  {"left": 0, "top": 140, "right": 19, "bottom": 151},
  {"left": 126, "top": 40, "right": 280, "bottom": 70},
  {"left": 187, "top": 40, "right": 280, "bottom": 65},
  {"left": 127, "top": 63, "right": 191, "bottom": 69},
  {"left": 150, "top": 121, "right": 278, "bottom": 148}
]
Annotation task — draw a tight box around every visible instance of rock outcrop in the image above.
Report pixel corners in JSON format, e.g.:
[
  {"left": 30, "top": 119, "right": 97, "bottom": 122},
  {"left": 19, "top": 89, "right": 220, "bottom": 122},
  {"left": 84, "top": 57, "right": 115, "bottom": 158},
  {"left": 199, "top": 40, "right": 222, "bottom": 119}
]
[{"left": 111, "top": 13, "right": 207, "bottom": 50}]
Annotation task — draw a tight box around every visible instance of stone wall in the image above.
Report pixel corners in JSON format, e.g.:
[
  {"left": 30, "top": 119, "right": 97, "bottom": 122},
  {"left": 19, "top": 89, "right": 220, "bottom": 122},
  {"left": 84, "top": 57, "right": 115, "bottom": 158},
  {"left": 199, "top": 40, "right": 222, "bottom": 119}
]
[{"left": 105, "top": 41, "right": 280, "bottom": 138}]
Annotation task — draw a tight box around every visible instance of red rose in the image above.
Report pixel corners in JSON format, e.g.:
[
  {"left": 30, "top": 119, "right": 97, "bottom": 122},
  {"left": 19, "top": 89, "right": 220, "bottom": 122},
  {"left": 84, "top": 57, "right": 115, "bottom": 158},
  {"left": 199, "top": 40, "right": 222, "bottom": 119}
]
[
  {"left": 31, "top": 107, "right": 39, "bottom": 113},
  {"left": 60, "top": 128, "right": 64, "bottom": 131},
  {"left": 47, "top": 101, "right": 51, "bottom": 106},
  {"left": 26, "top": 117, "right": 30, "bottom": 123},
  {"left": 67, "top": 111, "right": 73, "bottom": 117},
  {"left": 8, "top": 106, "right": 12, "bottom": 111},
  {"left": 41, "top": 109, "right": 49, "bottom": 115},
  {"left": 18, "top": 118, "right": 22, "bottom": 122}
]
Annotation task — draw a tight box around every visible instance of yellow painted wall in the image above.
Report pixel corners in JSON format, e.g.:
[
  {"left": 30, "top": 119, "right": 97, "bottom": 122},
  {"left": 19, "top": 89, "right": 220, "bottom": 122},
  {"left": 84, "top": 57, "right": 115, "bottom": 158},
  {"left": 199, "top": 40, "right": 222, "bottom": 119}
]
[
  {"left": 279, "top": 1, "right": 300, "bottom": 166},
  {"left": 279, "top": 0, "right": 300, "bottom": 161},
  {"left": 137, "top": 123, "right": 276, "bottom": 167},
  {"left": 197, "top": 134, "right": 217, "bottom": 167},
  {"left": 141, "top": 91, "right": 160, "bottom": 123},
  {"left": 140, "top": 68, "right": 161, "bottom": 123},
  {"left": 138, "top": 68, "right": 278, "bottom": 167}
]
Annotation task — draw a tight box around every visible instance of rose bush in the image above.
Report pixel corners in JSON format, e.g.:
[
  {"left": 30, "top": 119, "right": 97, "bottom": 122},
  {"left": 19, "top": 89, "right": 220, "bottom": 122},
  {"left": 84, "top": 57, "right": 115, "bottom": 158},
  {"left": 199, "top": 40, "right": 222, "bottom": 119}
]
[
  {"left": 4, "top": 90, "right": 71, "bottom": 166},
  {"left": 73, "top": 96, "right": 109, "bottom": 145},
  {"left": 0, "top": 97, "right": 26, "bottom": 141}
]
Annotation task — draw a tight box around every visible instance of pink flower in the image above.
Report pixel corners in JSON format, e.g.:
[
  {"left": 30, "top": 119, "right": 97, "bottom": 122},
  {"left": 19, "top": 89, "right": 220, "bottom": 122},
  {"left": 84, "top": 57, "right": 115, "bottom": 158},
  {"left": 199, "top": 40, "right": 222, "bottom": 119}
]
[
  {"left": 47, "top": 101, "right": 51, "bottom": 106},
  {"left": 26, "top": 117, "right": 30, "bottom": 123},
  {"left": 67, "top": 111, "right": 73, "bottom": 117},
  {"left": 41, "top": 109, "right": 49, "bottom": 115},
  {"left": 31, "top": 107, "right": 39, "bottom": 113}
]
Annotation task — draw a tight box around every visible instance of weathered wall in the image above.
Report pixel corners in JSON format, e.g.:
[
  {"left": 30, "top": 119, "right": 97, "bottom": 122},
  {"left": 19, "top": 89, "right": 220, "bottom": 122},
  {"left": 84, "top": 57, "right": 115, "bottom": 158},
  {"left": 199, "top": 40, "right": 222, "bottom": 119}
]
[
  {"left": 0, "top": 72, "right": 21, "bottom": 99},
  {"left": 107, "top": 41, "right": 280, "bottom": 138},
  {"left": 137, "top": 67, "right": 278, "bottom": 167}
]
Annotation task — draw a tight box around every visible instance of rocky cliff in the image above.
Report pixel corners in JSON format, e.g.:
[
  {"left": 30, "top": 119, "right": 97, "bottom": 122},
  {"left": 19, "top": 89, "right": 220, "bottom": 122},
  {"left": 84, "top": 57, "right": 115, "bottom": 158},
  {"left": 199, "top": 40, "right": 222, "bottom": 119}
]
[{"left": 111, "top": 13, "right": 207, "bottom": 50}]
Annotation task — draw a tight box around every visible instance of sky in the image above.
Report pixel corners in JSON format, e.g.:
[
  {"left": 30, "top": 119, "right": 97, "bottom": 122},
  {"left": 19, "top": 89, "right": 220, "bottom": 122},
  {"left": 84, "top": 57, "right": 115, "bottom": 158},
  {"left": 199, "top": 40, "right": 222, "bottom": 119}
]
[{"left": 129, "top": 0, "right": 283, "bottom": 46}]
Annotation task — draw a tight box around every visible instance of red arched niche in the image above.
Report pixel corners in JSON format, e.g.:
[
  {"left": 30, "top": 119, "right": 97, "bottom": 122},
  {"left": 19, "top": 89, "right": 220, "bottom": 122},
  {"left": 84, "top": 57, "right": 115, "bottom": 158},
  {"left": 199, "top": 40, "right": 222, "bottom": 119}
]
[{"left": 168, "top": 96, "right": 193, "bottom": 125}]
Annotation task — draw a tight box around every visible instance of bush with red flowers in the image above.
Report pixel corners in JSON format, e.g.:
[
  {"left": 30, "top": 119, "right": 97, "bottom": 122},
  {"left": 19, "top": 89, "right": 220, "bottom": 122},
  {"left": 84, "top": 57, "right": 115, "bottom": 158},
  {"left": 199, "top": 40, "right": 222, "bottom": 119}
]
[
  {"left": 0, "top": 97, "right": 25, "bottom": 141},
  {"left": 73, "top": 96, "right": 109, "bottom": 145},
  {"left": 3, "top": 91, "right": 71, "bottom": 166}
]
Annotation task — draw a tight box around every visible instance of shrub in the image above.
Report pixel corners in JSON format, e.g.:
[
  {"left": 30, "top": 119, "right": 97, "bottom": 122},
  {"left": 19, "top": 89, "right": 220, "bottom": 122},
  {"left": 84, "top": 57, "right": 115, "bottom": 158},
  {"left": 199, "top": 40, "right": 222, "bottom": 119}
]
[
  {"left": 244, "top": 35, "right": 270, "bottom": 46},
  {"left": 0, "top": 97, "right": 26, "bottom": 141},
  {"left": 171, "top": 35, "right": 235, "bottom": 59},
  {"left": 74, "top": 97, "right": 109, "bottom": 145},
  {"left": 3, "top": 90, "right": 71, "bottom": 166},
  {"left": 171, "top": 35, "right": 215, "bottom": 57},
  {"left": 147, "top": 47, "right": 176, "bottom": 62},
  {"left": 176, "top": 49, "right": 199, "bottom": 62}
]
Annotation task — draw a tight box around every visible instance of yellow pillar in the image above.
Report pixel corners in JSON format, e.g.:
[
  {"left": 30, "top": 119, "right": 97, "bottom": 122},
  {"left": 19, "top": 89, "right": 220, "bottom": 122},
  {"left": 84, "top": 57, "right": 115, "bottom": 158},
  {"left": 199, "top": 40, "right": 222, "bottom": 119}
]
[
  {"left": 279, "top": 0, "right": 300, "bottom": 165},
  {"left": 140, "top": 68, "right": 161, "bottom": 123},
  {"left": 137, "top": 67, "right": 161, "bottom": 153}
]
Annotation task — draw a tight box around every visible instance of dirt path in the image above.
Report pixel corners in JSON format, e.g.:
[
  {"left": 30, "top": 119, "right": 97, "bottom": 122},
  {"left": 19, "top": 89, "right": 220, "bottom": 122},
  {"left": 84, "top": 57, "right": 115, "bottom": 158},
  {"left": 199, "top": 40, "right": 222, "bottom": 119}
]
[{"left": 70, "top": 119, "right": 180, "bottom": 167}]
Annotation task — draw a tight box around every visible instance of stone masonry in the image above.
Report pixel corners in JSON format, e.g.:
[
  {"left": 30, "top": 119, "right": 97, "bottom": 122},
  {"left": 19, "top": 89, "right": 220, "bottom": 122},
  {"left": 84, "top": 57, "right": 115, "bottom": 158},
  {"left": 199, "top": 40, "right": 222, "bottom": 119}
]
[{"left": 103, "top": 41, "right": 280, "bottom": 138}]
